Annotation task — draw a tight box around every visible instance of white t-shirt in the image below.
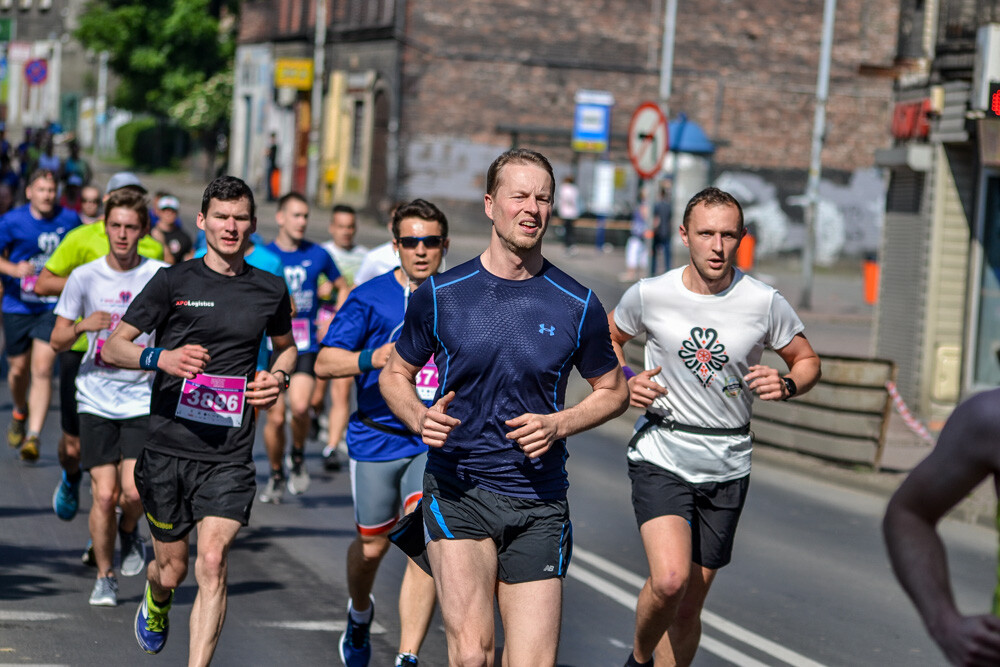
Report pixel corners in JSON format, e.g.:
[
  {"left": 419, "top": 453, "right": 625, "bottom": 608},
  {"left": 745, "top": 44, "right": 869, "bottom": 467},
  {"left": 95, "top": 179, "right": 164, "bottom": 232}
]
[
  {"left": 354, "top": 241, "right": 398, "bottom": 285},
  {"left": 321, "top": 240, "right": 369, "bottom": 285},
  {"left": 54, "top": 256, "right": 168, "bottom": 419},
  {"left": 614, "top": 267, "right": 804, "bottom": 483}
]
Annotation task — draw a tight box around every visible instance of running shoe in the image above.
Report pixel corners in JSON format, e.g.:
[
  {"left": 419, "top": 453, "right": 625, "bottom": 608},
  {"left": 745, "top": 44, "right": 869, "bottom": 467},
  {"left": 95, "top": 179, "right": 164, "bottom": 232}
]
[
  {"left": 89, "top": 575, "right": 119, "bottom": 607},
  {"left": 287, "top": 449, "right": 310, "bottom": 495},
  {"left": 323, "top": 442, "right": 344, "bottom": 472},
  {"left": 339, "top": 596, "right": 374, "bottom": 667},
  {"left": 134, "top": 583, "right": 172, "bottom": 654},
  {"left": 259, "top": 472, "right": 285, "bottom": 504},
  {"left": 119, "top": 527, "right": 147, "bottom": 577},
  {"left": 19, "top": 435, "right": 39, "bottom": 462},
  {"left": 82, "top": 539, "right": 96, "bottom": 567},
  {"left": 396, "top": 653, "right": 419, "bottom": 666},
  {"left": 7, "top": 409, "right": 26, "bottom": 448},
  {"left": 52, "top": 470, "right": 80, "bottom": 521}
]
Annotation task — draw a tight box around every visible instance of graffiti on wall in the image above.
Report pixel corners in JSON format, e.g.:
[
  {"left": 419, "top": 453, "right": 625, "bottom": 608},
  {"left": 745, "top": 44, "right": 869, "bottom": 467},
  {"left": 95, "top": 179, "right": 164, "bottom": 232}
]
[{"left": 714, "top": 167, "right": 886, "bottom": 264}]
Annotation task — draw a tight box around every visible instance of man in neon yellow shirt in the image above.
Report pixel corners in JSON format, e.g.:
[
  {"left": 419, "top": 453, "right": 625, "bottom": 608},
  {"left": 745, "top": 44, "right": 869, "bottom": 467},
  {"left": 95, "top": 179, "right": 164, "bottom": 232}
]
[{"left": 35, "top": 171, "right": 163, "bottom": 534}]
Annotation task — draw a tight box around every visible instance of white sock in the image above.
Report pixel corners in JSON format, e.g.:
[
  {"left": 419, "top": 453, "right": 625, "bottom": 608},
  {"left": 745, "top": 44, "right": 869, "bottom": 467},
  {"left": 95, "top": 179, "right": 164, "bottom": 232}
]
[{"left": 349, "top": 600, "right": 373, "bottom": 624}]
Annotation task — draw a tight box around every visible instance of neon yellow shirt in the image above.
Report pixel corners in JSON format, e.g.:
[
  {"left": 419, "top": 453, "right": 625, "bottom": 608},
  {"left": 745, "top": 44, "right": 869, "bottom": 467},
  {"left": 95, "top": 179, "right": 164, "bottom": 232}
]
[{"left": 46, "top": 221, "right": 165, "bottom": 352}]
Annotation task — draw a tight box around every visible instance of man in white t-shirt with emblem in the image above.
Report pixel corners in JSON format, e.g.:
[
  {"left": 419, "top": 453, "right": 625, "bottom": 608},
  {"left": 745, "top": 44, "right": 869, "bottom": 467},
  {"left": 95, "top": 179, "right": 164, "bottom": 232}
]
[
  {"left": 608, "top": 187, "right": 821, "bottom": 667},
  {"left": 50, "top": 189, "right": 168, "bottom": 606}
]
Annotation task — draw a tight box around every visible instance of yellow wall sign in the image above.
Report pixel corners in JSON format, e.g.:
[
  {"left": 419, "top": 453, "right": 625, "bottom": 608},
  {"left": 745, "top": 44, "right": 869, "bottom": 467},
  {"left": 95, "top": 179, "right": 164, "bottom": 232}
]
[{"left": 274, "top": 59, "right": 314, "bottom": 90}]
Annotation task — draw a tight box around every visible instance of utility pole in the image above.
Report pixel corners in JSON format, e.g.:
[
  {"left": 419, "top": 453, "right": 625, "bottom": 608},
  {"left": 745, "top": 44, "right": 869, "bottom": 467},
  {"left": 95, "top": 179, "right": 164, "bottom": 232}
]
[
  {"left": 306, "top": 0, "right": 326, "bottom": 202},
  {"left": 647, "top": 0, "right": 677, "bottom": 276},
  {"left": 801, "top": 0, "right": 837, "bottom": 310}
]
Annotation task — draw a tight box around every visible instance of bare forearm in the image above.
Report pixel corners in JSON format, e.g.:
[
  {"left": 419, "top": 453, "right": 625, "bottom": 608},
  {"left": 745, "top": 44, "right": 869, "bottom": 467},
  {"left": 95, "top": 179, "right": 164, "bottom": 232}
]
[
  {"left": 35, "top": 269, "right": 67, "bottom": 296},
  {"left": 50, "top": 321, "right": 83, "bottom": 353},
  {"left": 883, "top": 499, "right": 960, "bottom": 638},
  {"left": 553, "top": 373, "right": 629, "bottom": 438},
  {"left": 316, "top": 347, "right": 363, "bottom": 379},
  {"left": 101, "top": 335, "right": 144, "bottom": 370},
  {"left": 787, "top": 357, "right": 821, "bottom": 395},
  {"left": 269, "top": 342, "right": 297, "bottom": 377},
  {"left": 379, "top": 366, "right": 427, "bottom": 433}
]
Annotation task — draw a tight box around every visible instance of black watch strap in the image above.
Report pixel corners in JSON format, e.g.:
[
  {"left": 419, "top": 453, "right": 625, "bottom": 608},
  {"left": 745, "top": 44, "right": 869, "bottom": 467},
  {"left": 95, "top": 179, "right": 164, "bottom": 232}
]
[
  {"left": 781, "top": 376, "right": 797, "bottom": 399},
  {"left": 273, "top": 369, "right": 291, "bottom": 391}
]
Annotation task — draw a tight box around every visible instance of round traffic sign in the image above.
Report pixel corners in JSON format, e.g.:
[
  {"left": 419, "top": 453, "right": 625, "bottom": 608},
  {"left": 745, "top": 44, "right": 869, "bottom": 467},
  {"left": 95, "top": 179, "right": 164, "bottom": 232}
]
[
  {"left": 24, "top": 59, "right": 47, "bottom": 85},
  {"left": 627, "top": 102, "right": 669, "bottom": 179}
]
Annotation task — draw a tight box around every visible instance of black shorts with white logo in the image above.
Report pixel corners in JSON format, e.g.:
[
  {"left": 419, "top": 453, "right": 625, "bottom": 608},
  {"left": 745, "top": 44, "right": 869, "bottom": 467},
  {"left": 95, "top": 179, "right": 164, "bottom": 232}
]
[
  {"left": 78, "top": 413, "right": 147, "bottom": 470},
  {"left": 628, "top": 459, "right": 750, "bottom": 570},
  {"left": 422, "top": 471, "right": 572, "bottom": 584},
  {"left": 271, "top": 350, "right": 317, "bottom": 377},
  {"left": 134, "top": 448, "right": 256, "bottom": 542}
]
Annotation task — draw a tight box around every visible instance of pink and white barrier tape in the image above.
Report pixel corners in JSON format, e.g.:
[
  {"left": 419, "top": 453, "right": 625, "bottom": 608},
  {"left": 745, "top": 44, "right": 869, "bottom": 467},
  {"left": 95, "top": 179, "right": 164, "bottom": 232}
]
[{"left": 885, "top": 380, "right": 935, "bottom": 445}]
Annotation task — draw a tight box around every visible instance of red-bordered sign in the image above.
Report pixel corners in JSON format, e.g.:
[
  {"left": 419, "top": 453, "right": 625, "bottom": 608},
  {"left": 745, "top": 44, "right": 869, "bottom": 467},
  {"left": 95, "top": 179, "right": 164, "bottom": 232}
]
[
  {"left": 627, "top": 102, "right": 669, "bottom": 179},
  {"left": 24, "top": 59, "right": 47, "bottom": 85}
]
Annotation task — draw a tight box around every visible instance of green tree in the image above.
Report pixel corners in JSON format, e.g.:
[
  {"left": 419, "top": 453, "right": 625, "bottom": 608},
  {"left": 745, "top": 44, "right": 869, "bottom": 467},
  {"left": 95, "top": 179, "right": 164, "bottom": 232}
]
[{"left": 76, "top": 0, "right": 237, "bottom": 171}]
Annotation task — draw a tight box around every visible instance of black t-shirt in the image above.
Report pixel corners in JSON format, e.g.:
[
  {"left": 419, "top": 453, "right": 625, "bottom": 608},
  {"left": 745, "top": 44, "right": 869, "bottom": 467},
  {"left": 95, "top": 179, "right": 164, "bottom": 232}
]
[
  {"left": 161, "top": 227, "right": 193, "bottom": 264},
  {"left": 123, "top": 258, "right": 292, "bottom": 462}
]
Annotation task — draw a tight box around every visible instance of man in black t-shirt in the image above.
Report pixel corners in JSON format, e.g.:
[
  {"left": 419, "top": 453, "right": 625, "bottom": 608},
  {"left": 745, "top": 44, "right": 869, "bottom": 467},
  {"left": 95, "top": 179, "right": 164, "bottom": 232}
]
[{"left": 103, "top": 176, "right": 296, "bottom": 664}]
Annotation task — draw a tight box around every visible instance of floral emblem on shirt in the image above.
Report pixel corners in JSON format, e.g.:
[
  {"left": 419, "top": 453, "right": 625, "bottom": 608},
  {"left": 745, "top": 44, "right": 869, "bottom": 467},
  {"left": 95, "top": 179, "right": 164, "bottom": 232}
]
[{"left": 679, "top": 327, "right": 729, "bottom": 388}]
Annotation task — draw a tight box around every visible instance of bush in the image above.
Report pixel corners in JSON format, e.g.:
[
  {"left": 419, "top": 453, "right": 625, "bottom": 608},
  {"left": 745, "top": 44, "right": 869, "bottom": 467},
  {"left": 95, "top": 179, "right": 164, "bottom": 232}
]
[{"left": 115, "top": 117, "right": 192, "bottom": 169}]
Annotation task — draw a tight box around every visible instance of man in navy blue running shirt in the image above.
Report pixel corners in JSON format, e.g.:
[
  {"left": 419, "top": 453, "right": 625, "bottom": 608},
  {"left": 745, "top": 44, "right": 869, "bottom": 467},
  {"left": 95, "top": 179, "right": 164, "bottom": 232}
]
[{"left": 381, "top": 149, "right": 629, "bottom": 666}]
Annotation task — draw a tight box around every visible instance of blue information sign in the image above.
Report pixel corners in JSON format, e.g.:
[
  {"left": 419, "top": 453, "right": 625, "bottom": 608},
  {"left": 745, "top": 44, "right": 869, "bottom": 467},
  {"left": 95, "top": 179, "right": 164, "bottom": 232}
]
[{"left": 572, "top": 90, "right": 614, "bottom": 154}]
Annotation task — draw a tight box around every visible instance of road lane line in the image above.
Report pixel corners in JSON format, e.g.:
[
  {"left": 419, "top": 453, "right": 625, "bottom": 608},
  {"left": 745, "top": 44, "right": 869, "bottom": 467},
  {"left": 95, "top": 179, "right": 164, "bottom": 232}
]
[
  {"left": 571, "top": 547, "right": 828, "bottom": 667},
  {"left": 255, "top": 620, "right": 386, "bottom": 633},
  {"left": 0, "top": 611, "right": 71, "bottom": 621}
]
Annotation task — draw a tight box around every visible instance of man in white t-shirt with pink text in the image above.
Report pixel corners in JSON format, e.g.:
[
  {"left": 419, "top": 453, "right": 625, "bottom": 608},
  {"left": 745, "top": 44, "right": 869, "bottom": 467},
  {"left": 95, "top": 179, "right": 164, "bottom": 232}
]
[{"left": 608, "top": 187, "right": 822, "bottom": 667}]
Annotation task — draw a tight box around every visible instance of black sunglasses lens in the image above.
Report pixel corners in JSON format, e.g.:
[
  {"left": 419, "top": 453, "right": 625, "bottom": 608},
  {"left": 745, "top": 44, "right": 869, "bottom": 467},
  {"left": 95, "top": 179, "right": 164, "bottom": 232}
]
[{"left": 399, "top": 236, "right": 443, "bottom": 249}]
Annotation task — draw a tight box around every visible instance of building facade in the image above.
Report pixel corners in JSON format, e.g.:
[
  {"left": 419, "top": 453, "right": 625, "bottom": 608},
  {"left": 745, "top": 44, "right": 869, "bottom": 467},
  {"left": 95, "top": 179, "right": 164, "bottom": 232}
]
[
  {"left": 874, "top": 0, "right": 1000, "bottom": 425},
  {"left": 232, "top": 0, "right": 897, "bottom": 243}
]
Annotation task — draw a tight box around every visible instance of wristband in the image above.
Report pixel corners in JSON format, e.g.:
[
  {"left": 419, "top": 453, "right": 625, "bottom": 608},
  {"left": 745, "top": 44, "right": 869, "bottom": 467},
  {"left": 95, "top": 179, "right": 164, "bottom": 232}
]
[
  {"left": 139, "top": 347, "right": 163, "bottom": 371},
  {"left": 622, "top": 365, "right": 637, "bottom": 380},
  {"left": 357, "top": 348, "right": 375, "bottom": 372}
]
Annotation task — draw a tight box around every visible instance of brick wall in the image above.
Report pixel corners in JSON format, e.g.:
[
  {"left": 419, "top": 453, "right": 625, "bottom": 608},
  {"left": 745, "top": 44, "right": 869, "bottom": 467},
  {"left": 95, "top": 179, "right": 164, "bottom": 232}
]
[{"left": 401, "top": 0, "right": 898, "bottom": 174}]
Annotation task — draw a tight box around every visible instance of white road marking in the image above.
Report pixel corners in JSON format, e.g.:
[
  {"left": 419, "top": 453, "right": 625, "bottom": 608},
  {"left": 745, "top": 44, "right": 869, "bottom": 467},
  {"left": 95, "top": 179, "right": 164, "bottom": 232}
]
[
  {"left": 0, "top": 611, "right": 71, "bottom": 621},
  {"left": 571, "top": 547, "right": 828, "bottom": 667},
  {"left": 254, "top": 620, "right": 386, "bottom": 634}
]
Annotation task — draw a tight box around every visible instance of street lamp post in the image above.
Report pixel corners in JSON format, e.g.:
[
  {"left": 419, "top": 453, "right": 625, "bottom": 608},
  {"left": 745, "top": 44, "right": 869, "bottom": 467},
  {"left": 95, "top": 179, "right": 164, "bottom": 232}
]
[{"left": 306, "top": 0, "right": 326, "bottom": 203}]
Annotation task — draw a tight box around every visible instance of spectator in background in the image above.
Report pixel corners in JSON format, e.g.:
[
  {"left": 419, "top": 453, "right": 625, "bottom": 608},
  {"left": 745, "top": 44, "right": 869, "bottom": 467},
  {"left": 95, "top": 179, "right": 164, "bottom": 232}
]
[
  {"left": 151, "top": 195, "right": 192, "bottom": 265},
  {"left": 78, "top": 186, "right": 102, "bottom": 224},
  {"left": 60, "top": 175, "right": 84, "bottom": 212},
  {"left": 557, "top": 175, "right": 580, "bottom": 256},
  {"left": 621, "top": 191, "right": 651, "bottom": 283},
  {"left": 651, "top": 180, "right": 674, "bottom": 276}
]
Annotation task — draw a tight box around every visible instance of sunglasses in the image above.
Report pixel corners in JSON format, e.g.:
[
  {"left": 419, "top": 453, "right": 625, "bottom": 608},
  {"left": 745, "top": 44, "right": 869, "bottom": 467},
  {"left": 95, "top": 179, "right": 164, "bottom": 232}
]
[{"left": 396, "top": 235, "right": 444, "bottom": 249}]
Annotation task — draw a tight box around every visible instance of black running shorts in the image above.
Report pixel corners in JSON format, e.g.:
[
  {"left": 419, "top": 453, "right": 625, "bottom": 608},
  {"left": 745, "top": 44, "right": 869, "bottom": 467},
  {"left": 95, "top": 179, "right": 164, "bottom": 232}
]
[
  {"left": 422, "top": 471, "right": 572, "bottom": 584},
  {"left": 134, "top": 449, "right": 256, "bottom": 542},
  {"left": 58, "top": 350, "right": 84, "bottom": 436},
  {"left": 78, "top": 413, "right": 147, "bottom": 470},
  {"left": 3, "top": 311, "right": 55, "bottom": 356},
  {"left": 628, "top": 459, "right": 750, "bottom": 570}
]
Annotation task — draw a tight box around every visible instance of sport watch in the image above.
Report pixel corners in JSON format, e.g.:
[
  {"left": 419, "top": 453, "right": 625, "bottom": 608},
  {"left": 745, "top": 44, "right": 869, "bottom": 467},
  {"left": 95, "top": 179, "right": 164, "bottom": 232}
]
[
  {"left": 273, "top": 369, "right": 291, "bottom": 391},
  {"left": 781, "top": 376, "right": 797, "bottom": 400}
]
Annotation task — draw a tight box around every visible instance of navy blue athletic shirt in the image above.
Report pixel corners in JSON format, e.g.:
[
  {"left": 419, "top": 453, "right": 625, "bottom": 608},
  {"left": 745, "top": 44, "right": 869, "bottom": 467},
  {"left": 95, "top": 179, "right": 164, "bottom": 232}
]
[{"left": 395, "top": 256, "right": 618, "bottom": 500}]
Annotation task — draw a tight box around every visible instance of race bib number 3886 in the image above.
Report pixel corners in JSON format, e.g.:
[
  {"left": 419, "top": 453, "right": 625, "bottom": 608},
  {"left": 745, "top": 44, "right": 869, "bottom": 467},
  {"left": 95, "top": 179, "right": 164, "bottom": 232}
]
[{"left": 176, "top": 373, "right": 247, "bottom": 427}]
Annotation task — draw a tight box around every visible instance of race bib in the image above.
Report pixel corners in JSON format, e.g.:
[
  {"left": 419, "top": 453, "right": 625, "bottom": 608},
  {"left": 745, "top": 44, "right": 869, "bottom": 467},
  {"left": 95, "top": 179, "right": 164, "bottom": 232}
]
[
  {"left": 415, "top": 356, "right": 439, "bottom": 402},
  {"left": 292, "top": 317, "right": 310, "bottom": 351},
  {"left": 315, "top": 303, "right": 336, "bottom": 327},
  {"left": 176, "top": 373, "right": 246, "bottom": 427},
  {"left": 19, "top": 274, "right": 54, "bottom": 304}
]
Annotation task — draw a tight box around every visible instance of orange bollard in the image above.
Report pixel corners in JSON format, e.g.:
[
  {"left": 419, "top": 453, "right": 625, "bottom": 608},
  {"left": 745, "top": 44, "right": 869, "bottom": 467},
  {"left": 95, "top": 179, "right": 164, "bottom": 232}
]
[
  {"left": 736, "top": 234, "right": 755, "bottom": 271},
  {"left": 863, "top": 259, "right": 879, "bottom": 305}
]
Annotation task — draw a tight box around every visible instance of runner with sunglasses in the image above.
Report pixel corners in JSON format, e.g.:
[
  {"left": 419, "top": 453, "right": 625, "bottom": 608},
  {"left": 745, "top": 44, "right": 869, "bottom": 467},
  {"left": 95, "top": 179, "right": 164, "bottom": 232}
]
[{"left": 316, "top": 199, "right": 447, "bottom": 667}]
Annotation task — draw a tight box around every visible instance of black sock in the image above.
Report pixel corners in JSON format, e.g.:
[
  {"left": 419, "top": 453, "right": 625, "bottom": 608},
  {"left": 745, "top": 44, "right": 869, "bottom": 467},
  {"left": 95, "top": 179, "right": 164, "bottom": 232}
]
[
  {"left": 67, "top": 470, "right": 82, "bottom": 484},
  {"left": 625, "top": 651, "right": 653, "bottom": 667}
]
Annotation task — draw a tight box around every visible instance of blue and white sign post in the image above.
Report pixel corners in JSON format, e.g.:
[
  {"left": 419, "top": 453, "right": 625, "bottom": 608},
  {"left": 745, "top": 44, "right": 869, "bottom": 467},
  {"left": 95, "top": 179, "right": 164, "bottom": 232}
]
[{"left": 572, "top": 90, "right": 614, "bottom": 154}]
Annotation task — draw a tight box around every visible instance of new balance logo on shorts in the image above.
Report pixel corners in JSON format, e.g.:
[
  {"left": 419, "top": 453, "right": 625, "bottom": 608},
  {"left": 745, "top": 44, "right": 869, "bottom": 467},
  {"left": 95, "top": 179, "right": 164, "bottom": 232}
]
[{"left": 543, "top": 564, "right": 555, "bottom": 572}]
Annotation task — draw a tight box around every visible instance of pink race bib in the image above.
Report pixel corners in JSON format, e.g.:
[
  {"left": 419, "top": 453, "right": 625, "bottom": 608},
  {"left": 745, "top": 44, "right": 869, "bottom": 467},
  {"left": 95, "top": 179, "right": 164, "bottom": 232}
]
[
  {"left": 175, "top": 373, "right": 246, "bottom": 427},
  {"left": 416, "top": 357, "right": 439, "bottom": 402}
]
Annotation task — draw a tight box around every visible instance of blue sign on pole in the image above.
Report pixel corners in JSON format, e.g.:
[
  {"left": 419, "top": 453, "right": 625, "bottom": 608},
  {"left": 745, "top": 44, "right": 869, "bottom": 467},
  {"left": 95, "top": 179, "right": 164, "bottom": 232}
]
[
  {"left": 24, "top": 59, "right": 46, "bottom": 85},
  {"left": 572, "top": 90, "right": 614, "bottom": 154}
]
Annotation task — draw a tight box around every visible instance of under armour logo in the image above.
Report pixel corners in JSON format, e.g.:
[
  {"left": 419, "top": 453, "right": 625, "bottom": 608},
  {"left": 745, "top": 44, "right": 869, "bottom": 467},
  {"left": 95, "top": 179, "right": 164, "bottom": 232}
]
[{"left": 539, "top": 324, "right": 555, "bottom": 336}]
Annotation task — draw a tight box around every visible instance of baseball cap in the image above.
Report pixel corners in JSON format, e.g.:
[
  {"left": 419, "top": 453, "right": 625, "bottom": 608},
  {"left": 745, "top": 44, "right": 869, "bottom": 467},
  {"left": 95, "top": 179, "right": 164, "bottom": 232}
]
[
  {"left": 106, "top": 171, "right": 147, "bottom": 194},
  {"left": 157, "top": 195, "right": 180, "bottom": 211}
]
